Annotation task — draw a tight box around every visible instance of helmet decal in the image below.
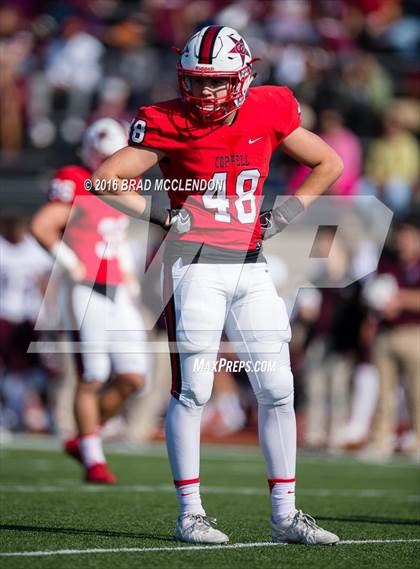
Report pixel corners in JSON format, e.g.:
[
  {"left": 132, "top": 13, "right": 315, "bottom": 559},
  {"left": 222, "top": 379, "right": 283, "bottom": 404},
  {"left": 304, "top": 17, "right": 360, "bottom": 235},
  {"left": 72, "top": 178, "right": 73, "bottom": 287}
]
[
  {"left": 227, "top": 35, "right": 250, "bottom": 65},
  {"left": 198, "top": 25, "right": 223, "bottom": 64}
]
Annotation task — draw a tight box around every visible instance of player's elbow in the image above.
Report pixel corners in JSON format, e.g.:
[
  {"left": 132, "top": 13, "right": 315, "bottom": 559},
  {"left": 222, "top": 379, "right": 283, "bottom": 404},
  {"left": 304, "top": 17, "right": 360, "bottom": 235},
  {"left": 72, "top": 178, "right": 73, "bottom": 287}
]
[
  {"left": 30, "top": 214, "right": 50, "bottom": 249},
  {"left": 30, "top": 213, "right": 45, "bottom": 243},
  {"left": 31, "top": 210, "right": 62, "bottom": 250},
  {"left": 327, "top": 151, "right": 344, "bottom": 183},
  {"left": 90, "top": 162, "right": 116, "bottom": 195}
]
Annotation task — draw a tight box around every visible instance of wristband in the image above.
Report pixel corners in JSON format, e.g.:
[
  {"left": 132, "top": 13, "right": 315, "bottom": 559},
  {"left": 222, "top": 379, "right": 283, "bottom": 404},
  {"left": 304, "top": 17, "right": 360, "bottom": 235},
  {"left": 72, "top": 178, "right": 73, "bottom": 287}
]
[
  {"left": 274, "top": 196, "right": 305, "bottom": 223},
  {"left": 139, "top": 198, "right": 168, "bottom": 227}
]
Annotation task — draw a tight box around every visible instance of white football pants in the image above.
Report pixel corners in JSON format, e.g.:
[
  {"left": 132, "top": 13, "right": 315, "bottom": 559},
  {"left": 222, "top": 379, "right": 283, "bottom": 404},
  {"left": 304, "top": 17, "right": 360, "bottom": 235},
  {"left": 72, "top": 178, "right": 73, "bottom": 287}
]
[
  {"left": 162, "top": 260, "right": 296, "bottom": 484},
  {"left": 61, "top": 282, "right": 148, "bottom": 383}
]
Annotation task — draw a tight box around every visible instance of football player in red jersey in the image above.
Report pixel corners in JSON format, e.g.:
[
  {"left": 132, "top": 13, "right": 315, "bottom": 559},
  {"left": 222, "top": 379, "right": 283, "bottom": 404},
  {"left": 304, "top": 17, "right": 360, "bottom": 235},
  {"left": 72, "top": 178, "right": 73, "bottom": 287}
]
[
  {"left": 32, "top": 119, "right": 148, "bottom": 484},
  {"left": 90, "top": 27, "right": 344, "bottom": 543}
]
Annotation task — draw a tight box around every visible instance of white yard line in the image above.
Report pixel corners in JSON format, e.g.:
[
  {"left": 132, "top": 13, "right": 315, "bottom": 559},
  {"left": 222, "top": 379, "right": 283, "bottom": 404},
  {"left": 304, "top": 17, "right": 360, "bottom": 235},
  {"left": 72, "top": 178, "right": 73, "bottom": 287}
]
[
  {"left": 1, "top": 539, "right": 420, "bottom": 557},
  {"left": 0, "top": 484, "right": 419, "bottom": 502},
  {"left": 1, "top": 435, "right": 418, "bottom": 468}
]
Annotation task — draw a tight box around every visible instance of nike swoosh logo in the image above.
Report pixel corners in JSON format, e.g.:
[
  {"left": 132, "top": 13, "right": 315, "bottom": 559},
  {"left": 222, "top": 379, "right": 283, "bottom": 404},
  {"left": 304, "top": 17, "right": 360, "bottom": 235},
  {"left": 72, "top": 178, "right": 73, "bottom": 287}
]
[
  {"left": 181, "top": 492, "right": 195, "bottom": 496},
  {"left": 248, "top": 137, "right": 263, "bottom": 144}
]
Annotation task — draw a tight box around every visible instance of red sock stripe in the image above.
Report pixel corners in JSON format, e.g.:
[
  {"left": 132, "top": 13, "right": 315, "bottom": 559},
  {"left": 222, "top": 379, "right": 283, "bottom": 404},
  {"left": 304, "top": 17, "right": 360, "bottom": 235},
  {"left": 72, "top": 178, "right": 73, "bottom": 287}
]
[
  {"left": 174, "top": 478, "right": 200, "bottom": 488},
  {"left": 268, "top": 478, "right": 296, "bottom": 492},
  {"left": 198, "top": 26, "right": 223, "bottom": 64}
]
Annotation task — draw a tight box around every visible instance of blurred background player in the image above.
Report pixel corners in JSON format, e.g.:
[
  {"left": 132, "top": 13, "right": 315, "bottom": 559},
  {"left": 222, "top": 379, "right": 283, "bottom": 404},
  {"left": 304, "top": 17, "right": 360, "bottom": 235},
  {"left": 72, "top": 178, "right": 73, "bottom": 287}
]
[
  {"left": 0, "top": 215, "right": 53, "bottom": 433},
  {"left": 31, "top": 118, "right": 148, "bottom": 483},
  {"left": 362, "top": 213, "right": 420, "bottom": 461}
]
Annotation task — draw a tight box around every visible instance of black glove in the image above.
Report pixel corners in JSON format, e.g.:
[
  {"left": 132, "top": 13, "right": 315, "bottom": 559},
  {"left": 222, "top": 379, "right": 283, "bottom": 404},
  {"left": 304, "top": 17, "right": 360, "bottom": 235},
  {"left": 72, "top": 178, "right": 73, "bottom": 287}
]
[
  {"left": 145, "top": 199, "right": 192, "bottom": 234},
  {"left": 166, "top": 208, "right": 192, "bottom": 234},
  {"left": 260, "top": 196, "right": 304, "bottom": 240}
]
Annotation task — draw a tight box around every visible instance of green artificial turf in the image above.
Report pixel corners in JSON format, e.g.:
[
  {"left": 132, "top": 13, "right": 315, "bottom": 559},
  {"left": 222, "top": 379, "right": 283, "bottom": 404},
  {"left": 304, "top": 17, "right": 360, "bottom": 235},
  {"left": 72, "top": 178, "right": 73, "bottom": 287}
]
[{"left": 0, "top": 438, "right": 419, "bottom": 569}]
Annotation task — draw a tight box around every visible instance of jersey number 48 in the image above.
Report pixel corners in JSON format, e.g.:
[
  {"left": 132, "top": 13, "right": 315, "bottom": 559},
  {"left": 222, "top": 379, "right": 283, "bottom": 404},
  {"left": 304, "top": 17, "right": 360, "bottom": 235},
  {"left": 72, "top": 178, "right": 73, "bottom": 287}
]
[{"left": 202, "top": 169, "right": 261, "bottom": 224}]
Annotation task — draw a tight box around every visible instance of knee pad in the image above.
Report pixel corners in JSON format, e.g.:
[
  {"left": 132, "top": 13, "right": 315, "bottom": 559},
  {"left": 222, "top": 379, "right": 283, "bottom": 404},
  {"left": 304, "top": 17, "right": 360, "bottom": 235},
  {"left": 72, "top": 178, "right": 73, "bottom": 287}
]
[
  {"left": 254, "top": 369, "right": 294, "bottom": 406},
  {"left": 178, "top": 379, "right": 213, "bottom": 409}
]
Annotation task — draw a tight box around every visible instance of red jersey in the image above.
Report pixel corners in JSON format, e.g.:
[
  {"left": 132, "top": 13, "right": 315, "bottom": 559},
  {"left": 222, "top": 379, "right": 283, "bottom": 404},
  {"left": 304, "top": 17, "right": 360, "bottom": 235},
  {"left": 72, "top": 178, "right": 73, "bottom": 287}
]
[
  {"left": 128, "top": 86, "right": 301, "bottom": 251},
  {"left": 48, "top": 165, "right": 129, "bottom": 285}
]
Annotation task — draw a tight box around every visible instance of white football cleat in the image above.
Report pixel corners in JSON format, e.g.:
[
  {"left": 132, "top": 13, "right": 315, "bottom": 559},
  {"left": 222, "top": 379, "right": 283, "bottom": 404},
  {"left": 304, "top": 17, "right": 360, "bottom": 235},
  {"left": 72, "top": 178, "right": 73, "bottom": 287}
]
[
  {"left": 272, "top": 510, "right": 339, "bottom": 545},
  {"left": 174, "top": 513, "right": 229, "bottom": 545}
]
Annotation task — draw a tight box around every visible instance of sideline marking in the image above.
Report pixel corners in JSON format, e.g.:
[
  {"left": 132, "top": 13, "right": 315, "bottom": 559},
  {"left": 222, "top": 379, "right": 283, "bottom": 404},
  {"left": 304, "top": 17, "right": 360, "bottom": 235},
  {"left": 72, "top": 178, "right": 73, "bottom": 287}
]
[
  {"left": 1, "top": 484, "right": 419, "bottom": 502},
  {"left": 1, "top": 539, "right": 420, "bottom": 557}
]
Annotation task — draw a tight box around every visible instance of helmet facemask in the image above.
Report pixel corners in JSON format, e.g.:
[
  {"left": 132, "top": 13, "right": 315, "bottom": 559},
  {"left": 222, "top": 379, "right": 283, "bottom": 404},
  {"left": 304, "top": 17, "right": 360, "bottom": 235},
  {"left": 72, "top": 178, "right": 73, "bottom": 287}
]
[{"left": 177, "top": 65, "right": 253, "bottom": 123}]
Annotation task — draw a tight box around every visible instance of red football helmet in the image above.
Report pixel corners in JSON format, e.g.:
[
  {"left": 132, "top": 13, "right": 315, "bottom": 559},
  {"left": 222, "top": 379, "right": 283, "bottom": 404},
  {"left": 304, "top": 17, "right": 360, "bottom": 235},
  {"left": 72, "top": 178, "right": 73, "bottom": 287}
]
[{"left": 176, "top": 26, "right": 256, "bottom": 123}]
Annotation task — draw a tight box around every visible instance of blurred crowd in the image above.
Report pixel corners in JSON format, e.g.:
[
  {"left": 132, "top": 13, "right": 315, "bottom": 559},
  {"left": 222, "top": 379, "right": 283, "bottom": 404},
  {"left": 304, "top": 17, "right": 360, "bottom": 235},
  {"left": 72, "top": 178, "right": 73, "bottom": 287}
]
[{"left": 0, "top": 0, "right": 419, "bottom": 461}]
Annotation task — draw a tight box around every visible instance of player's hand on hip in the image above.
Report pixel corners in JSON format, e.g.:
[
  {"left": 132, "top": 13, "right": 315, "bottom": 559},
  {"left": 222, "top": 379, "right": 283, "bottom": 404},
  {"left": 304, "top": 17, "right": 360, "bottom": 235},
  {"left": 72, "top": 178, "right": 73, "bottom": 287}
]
[
  {"left": 166, "top": 208, "right": 192, "bottom": 234},
  {"left": 260, "top": 196, "right": 304, "bottom": 240}
]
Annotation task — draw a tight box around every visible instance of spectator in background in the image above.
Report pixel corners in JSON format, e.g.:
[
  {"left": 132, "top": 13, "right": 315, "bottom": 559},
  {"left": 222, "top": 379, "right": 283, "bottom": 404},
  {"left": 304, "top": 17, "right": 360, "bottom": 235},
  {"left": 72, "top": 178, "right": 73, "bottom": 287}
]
[
  {"left": 0, "top": 215, "right": 53, "bottom": 432},
  {"left": 0, "top": 6, "right": 33, "bottom": 160},
  {"left": 298, "top": 227, "right": 367, "bottom": 449},
  {"left": 341, "top": 51, "right": 394, "bottom": 117},
  {"left": 364, "top": 107, "right": 420, "bottom": 217},
  {"left": 31, "top": 15, "right": 104, "bottom": 146},
  {"left": 339, "top": 51, "right": 393, "bottom": 138},
  {"left": 89, "top": 77, "right": 131, "bottom": 124},
  {"left": 265, "top": 0, "right": 317, "bottom": 44},
  {"left": 363, "top": 214, "right": 420, "bottom": 461},
  {"left": 102, "top": 13, "right": 159, "bottom": 107},
  {"left": 290, "top": 108, "right": 362, "bottom": 196}
]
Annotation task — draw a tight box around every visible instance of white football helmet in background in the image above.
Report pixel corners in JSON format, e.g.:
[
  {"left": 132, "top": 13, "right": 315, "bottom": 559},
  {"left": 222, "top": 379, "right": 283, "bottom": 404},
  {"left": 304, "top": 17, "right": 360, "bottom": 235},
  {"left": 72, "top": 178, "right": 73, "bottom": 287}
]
[
  {"left": 81, "top": 118, "right": 127, "bottom": 171},
  {"left": 176, "top": 25, "right": 256, "bottom": 122}
]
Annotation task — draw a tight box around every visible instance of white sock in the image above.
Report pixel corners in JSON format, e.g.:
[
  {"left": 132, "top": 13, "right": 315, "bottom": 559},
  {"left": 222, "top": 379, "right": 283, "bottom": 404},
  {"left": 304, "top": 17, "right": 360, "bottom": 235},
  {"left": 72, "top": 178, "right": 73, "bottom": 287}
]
[
  {"left": 79, "top": 433, "right": 105, "bottom": 468},
  {"left": 165, "top": 396, "right": 205, "bottom": 516},
  {"left": 175, "top": 480, "right": 205, "bottom": 516},
  {"left": 258, "top": 400, "right": 297, "bottom": 521},
  {"left": 270, "top": 480, "right": 296, "bottom": 522}
]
